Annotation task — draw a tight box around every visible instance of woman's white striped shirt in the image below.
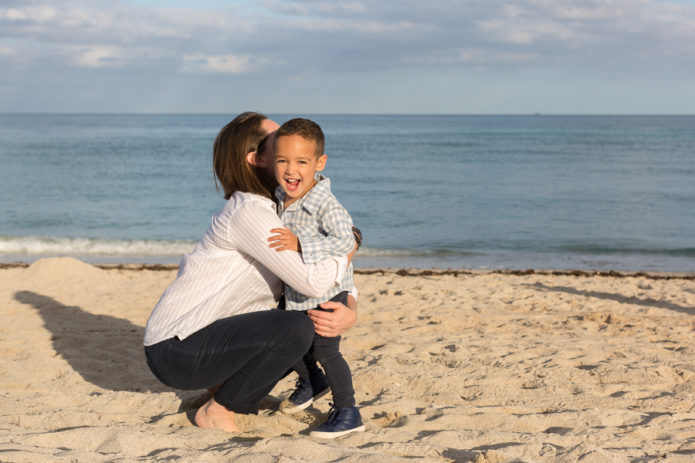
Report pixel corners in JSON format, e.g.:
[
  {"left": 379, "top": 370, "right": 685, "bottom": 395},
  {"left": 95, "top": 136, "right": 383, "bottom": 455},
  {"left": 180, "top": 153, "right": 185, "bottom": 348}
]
[{"left": 143, "top": 192, "right": 346, "bottom": 346}]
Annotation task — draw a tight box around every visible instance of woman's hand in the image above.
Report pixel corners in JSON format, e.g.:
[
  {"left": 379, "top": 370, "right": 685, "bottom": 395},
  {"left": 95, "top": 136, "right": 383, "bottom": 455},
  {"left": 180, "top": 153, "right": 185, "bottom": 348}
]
[
  {"left": 308, "top": 296, "right": 357, "bottom": 337},
  {"left": 347, "top": 226, "right": 362, "bottom": 264}
]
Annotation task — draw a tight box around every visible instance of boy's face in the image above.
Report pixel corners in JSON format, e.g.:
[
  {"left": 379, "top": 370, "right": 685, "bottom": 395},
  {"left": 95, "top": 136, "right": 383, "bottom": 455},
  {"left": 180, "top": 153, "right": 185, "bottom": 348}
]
[{"left": 274, "top": 134, "right": 327, "bottom": 206}]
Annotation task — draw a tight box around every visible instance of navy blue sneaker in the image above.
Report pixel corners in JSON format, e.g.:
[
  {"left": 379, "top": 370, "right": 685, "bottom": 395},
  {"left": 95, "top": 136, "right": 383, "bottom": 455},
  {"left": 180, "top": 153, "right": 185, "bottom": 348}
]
[
  {"left": 310, "top": 405, "right": 365, "bottom": 439},
  {"left": 281, "top": 372, "right": 330, "bottom": 414}
]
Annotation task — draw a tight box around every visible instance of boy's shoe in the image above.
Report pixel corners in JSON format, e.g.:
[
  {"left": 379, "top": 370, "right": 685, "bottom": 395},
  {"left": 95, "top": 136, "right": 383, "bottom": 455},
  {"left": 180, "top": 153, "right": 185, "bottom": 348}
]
[
  {"left": 281, "top": 373, "right": 330, "bottom": 414},
  {"left": 309, "top": 405, "right": 365, "bottom": 439}
]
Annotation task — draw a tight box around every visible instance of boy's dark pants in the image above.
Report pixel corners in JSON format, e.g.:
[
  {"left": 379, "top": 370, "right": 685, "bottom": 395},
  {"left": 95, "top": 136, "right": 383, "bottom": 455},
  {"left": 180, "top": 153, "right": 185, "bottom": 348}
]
[{"left": 292, "top": 291, "right": 356, "bottom": 409}]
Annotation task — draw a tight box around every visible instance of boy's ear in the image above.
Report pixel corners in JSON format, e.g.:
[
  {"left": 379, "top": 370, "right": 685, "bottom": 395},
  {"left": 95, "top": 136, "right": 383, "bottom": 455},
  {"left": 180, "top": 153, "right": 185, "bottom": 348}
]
[{"left": 315, "top": 154, "right": 327, "bottom": 172}]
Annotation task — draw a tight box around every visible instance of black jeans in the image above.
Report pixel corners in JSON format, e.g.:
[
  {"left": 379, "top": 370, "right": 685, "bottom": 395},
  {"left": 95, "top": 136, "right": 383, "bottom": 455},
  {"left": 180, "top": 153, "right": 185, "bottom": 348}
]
[
  {"left": 145, "top": 309, "right": 314, "bottom": 414},
  {"left": 292, "top": 291, "right": 356, "bottom": 409}
]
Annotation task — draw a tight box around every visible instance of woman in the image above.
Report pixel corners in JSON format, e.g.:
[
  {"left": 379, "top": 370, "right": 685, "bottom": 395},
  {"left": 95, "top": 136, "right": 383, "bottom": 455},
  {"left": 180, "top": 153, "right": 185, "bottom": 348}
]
[{"left": 144, "top": 112, "right": 358, "bottom": 433}]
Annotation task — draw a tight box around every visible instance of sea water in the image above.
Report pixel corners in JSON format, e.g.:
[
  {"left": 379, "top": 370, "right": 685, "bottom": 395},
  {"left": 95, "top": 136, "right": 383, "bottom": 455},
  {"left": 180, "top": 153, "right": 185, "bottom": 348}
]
[{"left": 1, "top": 113, "right": 694, "bottom": 272}]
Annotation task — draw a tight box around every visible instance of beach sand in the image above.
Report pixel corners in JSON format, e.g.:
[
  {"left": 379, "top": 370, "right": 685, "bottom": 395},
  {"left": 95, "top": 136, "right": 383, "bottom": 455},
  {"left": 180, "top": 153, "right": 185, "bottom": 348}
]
[{"left": 1, "top": 257, "right": 694, "bottom": 462}]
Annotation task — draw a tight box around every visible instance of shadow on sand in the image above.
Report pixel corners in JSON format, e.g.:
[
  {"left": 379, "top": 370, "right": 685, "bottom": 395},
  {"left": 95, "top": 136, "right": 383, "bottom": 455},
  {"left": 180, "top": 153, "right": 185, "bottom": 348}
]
[
  {"left": 529, "top": 283, "right": 695, "bottom": 316},
  {"left": 14, "top": 290, "right": 176, "bottom": 394},
  {"left": 14, "top": 290, "right": 295, "bottom": 424}
]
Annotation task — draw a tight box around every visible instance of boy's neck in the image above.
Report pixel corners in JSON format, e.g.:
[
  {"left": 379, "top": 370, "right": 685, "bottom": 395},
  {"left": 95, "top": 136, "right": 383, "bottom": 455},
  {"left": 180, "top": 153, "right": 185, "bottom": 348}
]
[{"left": 283, "top": 177, "right": 318, "bottom": 209}]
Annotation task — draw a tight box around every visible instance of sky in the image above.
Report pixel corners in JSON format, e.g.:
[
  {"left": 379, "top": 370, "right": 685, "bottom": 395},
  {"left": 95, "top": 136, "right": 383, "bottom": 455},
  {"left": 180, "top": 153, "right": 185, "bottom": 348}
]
[{"left": 1, "top": 0, "right": 695, "bottom": 114}]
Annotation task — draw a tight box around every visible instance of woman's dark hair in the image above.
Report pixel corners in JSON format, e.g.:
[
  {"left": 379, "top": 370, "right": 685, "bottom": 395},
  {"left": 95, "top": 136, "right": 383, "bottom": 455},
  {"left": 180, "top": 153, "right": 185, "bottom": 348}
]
[{"left": 213, "top": 112, "right": 273, "bottom": 200}]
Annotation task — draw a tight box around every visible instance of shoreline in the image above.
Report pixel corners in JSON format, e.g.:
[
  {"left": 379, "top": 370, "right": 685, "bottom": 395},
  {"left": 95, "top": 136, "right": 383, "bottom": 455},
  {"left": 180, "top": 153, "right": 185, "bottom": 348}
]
[
  {"left": 3, "top": 240, "right": 695, "bottom": 275},
  {"left": 2, "top": 260, "right": 694, "bottom": 280}
]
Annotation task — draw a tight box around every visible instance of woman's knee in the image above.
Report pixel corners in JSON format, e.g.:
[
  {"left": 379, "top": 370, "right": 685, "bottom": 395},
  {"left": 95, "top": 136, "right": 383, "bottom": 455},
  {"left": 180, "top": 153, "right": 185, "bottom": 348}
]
[
  {"left": 297, "top": 313, "right": 316, "bottom": 351},
  {"left": 277, "top": 311, "right": 315, "bottom": 353}
]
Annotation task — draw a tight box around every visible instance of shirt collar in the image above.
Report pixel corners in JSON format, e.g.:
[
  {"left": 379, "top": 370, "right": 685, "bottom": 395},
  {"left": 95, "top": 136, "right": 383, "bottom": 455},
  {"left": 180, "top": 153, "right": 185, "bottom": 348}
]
[{"left": 275, "top": 173, "right": 331, "bottom": 215}]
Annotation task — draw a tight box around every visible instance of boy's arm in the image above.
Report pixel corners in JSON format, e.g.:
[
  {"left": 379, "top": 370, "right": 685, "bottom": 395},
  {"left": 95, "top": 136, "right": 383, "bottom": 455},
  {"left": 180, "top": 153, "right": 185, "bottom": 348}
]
[{"left": 298, "top": 203, "right": 355, "bottom": 264}]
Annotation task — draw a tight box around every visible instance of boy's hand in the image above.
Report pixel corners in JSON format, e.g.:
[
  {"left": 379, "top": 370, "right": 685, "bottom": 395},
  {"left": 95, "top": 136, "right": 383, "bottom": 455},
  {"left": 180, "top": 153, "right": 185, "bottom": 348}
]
[{"left": 268, "top": 228, "right": 300, "bottom": 252}]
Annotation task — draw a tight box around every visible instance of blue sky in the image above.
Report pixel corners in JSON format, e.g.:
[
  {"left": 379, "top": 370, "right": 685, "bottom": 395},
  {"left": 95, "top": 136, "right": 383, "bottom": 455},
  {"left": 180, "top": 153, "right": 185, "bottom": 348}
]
[{"left": 1, "top": 0, "right": 694, "bottom": 114}]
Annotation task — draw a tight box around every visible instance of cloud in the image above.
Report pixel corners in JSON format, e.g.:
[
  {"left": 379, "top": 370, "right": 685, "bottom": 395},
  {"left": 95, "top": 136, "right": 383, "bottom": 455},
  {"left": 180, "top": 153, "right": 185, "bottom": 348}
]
[
  {"left": 0, "top": 46, "right": 17, "bottom": 57},
  {"left": 181, "top": 53, "right": 268, "bottom": 74},
  {"left": 1, "top": 0, "right": 695, "bottom": 113},
  {"left": 2, "top": 0, "right": 694, "bottom": 77},
  {"left": 0, "top": 4, "right": 57, "bottom": 22},
  {"left": 73, "top": 46, "right": 125, "bottom": 68}
]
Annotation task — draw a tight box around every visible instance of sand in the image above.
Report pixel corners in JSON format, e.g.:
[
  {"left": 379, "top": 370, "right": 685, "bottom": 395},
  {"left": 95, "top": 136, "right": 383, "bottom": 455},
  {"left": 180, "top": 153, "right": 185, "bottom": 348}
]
[{"left": 1, "top": 257, "right": 694, "bottom": 462}]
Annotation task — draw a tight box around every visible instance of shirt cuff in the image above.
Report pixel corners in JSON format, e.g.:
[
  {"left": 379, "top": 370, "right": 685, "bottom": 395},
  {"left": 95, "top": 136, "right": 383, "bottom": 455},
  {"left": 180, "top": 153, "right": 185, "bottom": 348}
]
[{"left": 334, "top": 255, "right": 348, "bottom": 285}]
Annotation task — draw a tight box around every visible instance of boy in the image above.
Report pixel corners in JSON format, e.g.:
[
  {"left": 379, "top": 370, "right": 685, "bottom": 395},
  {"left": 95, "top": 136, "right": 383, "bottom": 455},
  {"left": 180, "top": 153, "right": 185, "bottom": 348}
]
[{"left": 268, "top": 118, "right": 364, "bottom": 438}]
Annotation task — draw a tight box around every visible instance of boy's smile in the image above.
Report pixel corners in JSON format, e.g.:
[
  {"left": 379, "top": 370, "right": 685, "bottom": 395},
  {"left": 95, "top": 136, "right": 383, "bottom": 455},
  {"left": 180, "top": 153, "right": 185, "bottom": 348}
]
[{"left": 274, "top": 134, "right": 327, "bottom": 208}]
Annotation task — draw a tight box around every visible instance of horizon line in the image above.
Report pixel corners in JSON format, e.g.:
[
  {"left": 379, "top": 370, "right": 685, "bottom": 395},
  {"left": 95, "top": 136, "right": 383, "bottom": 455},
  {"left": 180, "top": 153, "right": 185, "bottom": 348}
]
[{"left": 2, "top": 112, "right": 695, "bottom": 117}]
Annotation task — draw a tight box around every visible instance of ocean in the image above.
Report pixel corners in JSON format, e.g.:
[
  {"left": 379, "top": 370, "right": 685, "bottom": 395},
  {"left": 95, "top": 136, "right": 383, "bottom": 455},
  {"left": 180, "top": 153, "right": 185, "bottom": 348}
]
[{"left": 1, "top": 113, "right": 694, "bottom": 272}]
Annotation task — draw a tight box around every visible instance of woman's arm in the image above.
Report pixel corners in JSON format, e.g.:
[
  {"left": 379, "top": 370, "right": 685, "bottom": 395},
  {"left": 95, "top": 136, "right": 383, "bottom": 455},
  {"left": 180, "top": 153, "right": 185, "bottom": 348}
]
[{"left": 229, "top": 200, "right": 346, "bottom": 298}]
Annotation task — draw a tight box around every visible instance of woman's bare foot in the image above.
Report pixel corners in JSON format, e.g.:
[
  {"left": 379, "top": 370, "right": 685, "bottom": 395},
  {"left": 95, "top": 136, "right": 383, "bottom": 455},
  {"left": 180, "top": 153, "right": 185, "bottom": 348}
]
[{"left": 194, "top": 398, "right": 240, "bottom": 433}]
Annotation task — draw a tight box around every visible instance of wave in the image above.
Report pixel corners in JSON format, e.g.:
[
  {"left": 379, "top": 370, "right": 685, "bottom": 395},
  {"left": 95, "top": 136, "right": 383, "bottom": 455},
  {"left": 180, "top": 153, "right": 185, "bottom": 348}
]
[
  {"left": 359, "top": 245, "right": 695, "bottom": 258},
  {"left": 356, "top": 247, "right": 482, "bottom": 258},
  {"left": 2, "top": 236, "right": 693, "bottom": 272},
  {"left": 3, "top": 237, "right": 692, "bottom": 259},
  {"left": 0, "top": 236, "right": 195, "bottom": 256},
  {"left": 0, "top": 238, "right": 473, "bottom": 259},
  {"left": 554, "top": 244, "right": 695, "bottom": 257}
]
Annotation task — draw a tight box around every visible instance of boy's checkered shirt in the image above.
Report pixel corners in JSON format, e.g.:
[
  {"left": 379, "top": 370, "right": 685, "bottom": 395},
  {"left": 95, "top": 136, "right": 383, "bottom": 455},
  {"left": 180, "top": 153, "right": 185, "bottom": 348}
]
[{"left": 275, "top": 174, "right": 355, "bottom": 311}]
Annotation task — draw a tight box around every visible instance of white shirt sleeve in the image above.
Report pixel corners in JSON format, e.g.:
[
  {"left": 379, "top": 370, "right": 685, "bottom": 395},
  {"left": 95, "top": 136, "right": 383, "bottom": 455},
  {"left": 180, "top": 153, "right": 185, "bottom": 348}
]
[{"left": 229, "top": 200, "right": 347, "bottom": 298}]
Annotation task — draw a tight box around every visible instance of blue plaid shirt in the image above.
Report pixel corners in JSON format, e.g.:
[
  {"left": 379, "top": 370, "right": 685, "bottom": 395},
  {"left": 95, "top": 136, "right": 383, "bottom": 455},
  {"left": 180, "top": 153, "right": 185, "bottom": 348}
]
[{"left": 276, "top": 174, "right": 355, "bottom": 311}]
